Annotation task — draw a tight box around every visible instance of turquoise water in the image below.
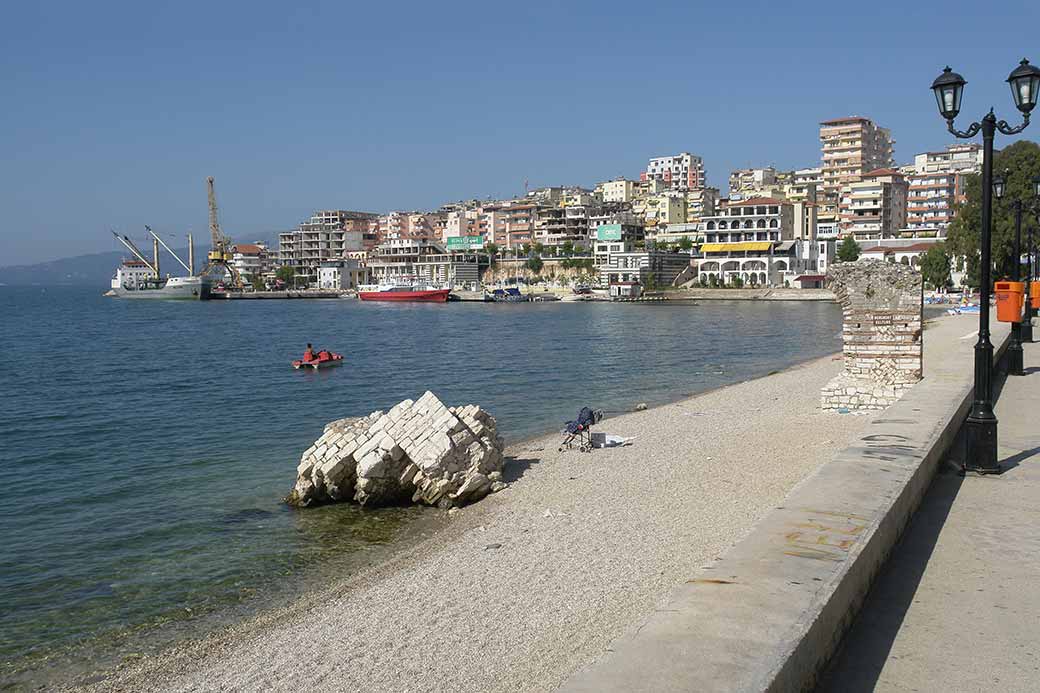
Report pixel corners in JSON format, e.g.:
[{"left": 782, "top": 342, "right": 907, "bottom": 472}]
[{"left": 0, "top": 287, "right": 841, "bottom": 688}]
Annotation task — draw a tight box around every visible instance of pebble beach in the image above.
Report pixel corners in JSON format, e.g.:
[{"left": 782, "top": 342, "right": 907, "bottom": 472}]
[{"left": 72, "top": 353, "right": 869, "bottom": 693}]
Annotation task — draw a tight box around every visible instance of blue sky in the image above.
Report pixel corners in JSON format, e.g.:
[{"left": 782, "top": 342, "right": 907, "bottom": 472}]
[{"left": 2, "top": 0, "right": 1039, "bottom": 265}]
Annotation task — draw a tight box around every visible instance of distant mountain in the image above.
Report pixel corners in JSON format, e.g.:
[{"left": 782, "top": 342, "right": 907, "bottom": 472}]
[{"left": 0, "top": 234, "right": 280, "bottom": 286}]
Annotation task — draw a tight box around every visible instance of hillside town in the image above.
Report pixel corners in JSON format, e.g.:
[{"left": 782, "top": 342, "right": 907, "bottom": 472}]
[{"left": 227, "top": 116, "right": 980, "bottom": 294}]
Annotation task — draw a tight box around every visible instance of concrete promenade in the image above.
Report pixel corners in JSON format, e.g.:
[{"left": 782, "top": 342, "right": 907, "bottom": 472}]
[
  {"left": 560, "top": 314, "right": 1010, "bottom": 693},
  {"left": 819, "top": 336, "right": 1040, "bottom": 692}
]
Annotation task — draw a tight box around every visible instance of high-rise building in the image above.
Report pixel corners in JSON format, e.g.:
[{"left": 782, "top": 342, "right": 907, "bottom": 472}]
[
  {"left": 819, "top": 117, "right": 895, "bottom": 222},
  {"left": 838, "top": 168, "right": 908, "bottom": 239},
  {"left": 278, "top": 210, "right": 379, "bottom": 285},
  {"left": 905, "top": 143, "right": 982, "bottom": 236},
  {"left": 641, "top": 152, "right": 706, "bottom": 191}
]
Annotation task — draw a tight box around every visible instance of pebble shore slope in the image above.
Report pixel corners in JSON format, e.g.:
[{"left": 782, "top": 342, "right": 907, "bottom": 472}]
[{"left": 76, "top": 355, "right": 868, "bottom": 693}]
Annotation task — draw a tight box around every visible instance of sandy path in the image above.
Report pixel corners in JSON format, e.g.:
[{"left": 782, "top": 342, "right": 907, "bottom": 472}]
[{"left": 78, "top": 354, "right": 868, "bottom": 693}]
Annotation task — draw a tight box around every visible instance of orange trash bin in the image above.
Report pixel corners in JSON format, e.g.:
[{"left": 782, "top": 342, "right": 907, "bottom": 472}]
[
  {"left": 995, "top": 281, "right": 1025, "bottom": 322},
  {"left": 1031, "top": 281, "right": 1040, "bottom": 309}
]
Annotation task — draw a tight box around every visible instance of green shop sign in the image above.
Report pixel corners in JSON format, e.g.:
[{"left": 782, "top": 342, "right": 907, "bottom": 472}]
[
  {"left": 597, "top": 224, "right": 622, "bottom": 241},
  {"left": 446, "top": 235, "right": 486, "bottom": 250}
]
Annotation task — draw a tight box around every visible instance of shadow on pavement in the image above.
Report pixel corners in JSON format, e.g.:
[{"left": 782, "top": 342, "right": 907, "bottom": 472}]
[{"left": 814, "top": 464, "right": 964, "bottom": 692}]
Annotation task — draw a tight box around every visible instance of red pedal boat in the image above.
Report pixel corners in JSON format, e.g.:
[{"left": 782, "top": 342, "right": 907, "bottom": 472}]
[{"left": 292, "top": 351, "right": 344, "bottom": 370}]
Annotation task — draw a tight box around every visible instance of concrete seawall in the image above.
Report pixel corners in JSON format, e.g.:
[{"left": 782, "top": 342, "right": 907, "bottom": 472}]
[{"left": 559, "top": 315, "right": 1011, "bottom": 693}]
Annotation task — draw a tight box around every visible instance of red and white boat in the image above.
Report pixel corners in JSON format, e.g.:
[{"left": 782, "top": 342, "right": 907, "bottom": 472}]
[{"left": 357, "top": 282, "right": 451, "bottom": 302}]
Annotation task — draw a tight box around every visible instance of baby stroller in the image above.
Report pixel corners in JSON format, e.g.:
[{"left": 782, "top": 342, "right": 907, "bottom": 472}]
[{"left": 559, "top": 406, "right": 604, "bottom": 453}]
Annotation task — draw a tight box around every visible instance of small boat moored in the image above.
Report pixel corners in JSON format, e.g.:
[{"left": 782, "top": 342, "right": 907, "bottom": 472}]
[{"left": 292, "top": 351, "right": 345, "bottom": 369}]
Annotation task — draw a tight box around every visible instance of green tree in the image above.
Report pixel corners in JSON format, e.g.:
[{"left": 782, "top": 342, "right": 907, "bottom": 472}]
[
  {"left": 920, "top": 242, "right": 952, "bottom": 290},
  {"left": 526, "top": 256, "right": 544, "bottom": 274},
  {"left": 947, "top": 140, "right": 1040, "bottom": 278},
  {"left": 485, "top": 242, "right": 499, "bottom": 258},
  {"left": 730, "top": 275, "right": 744, "bottom": 288},
  {"left": 699, "top": 274, "right": 708, "bottom": 287},
  {"left": 275, "top": 266, "right": 295, "bottom": 285},
  {"left": 679, "top": 236, "right": 694, "bottom": 251},
  {"left": 837, "top": 236, "right": 861, "bottom": 263},
  {"left": 251, "top": 274, "right": 266, "bottom": 291},
  {"left": 709, "top": 274, "right": 719, "bottom": 288},
  {"left": 561, "top": 240, "right": 574, "bottom": 257},
  {"left": 532, "top": 242, "right": 544, "bottom": 255}
]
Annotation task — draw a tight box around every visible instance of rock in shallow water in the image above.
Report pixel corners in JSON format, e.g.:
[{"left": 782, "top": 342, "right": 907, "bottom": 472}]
[{"left": 287, "top": 391, "right": 505, "bottom": 509}]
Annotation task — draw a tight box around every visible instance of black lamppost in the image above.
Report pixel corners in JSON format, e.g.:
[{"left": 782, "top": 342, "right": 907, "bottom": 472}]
[
  {"left": 994, "top": 171, "right": 1026, "bottom": 375},
  {"left": 931, "top": 58, "right": 1040, "bottom": 474}
]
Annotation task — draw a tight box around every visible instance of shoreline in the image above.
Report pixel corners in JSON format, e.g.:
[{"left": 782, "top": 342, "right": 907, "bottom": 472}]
[{"left": 63, "top": 349, "right": 868, "bottom": 693}]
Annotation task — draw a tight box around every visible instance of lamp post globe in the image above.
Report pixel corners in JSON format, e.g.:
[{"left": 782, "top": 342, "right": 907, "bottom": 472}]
[
  {"left": 932, "top": 66, "right": 966, "bottom": 120},
  {"left": 1007, "top": 59, "right": 1040, "bottom": 114},
  {"left": 1033, "top": 175, "right": 1040, "bottom": 199},
  {"left": 993, "top": 174, "right": 1006, "bottom": 200}
]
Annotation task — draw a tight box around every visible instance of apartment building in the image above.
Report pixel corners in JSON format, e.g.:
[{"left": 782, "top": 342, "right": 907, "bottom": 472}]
[
  {"left": 686, "top": 187, "right": 720, "bottom": 220},
  {"left": 729, "top": 167, "right": 777, "bottom": 199},
  {"left": 536, "top": 205, "right": 593, "bottom": 248},
  {"left": 905, "top": 143, "right": 981, "bottom": 236},
  {"left": 913, "top": 143, "right": 983, "bottom": 175},
  {"left": 839, "top": 168, "right": 908, "bottom": 239},
  {"left": 819, "top": 117, "right": 895, "bottom": 221},
  {"left": 596, "top": 178, "right": 637, "bottom": 203},
  {"left": 634, "top": 193, "right": 686, "bottom": 227},
  {"left": 496, "top": 201, "right": 541, "bottom": 248},
  {"left": 641, "top": 152, "right": 706, "bottom": 191},
  {"left": 278, "top": 210, "right": 379, "bottom": 285}
]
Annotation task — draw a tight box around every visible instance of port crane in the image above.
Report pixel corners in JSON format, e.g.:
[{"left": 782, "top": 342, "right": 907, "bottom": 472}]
[{"left": 201, "top": 176, "right": 243, "bottom": 288}]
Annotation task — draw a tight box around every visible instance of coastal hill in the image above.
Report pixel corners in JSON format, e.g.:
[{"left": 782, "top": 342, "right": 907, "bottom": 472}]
[{"left": 0, "top": 234, "right": 279, "bottom": 286}]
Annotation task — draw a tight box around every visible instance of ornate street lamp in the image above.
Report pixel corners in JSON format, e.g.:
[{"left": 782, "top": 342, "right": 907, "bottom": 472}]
[
  {"left": 931, "top": 59, "right": 1038, "bottom": 474},
  {"left": 995, "top": 169, "right": 1026, "bottom": 375},
  {"left": 992, "top": 174, "right": 1006, "bottom": 200}
]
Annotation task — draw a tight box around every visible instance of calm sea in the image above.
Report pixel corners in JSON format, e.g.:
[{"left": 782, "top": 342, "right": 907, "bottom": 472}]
[{"left": 0, "top": 287, "right": 841, "bottom": 688}]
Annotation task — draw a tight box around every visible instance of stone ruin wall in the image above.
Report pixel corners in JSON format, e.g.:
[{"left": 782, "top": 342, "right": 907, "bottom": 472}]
[{"left": 821, "top": 260, "right": 923, "bottom": 412}]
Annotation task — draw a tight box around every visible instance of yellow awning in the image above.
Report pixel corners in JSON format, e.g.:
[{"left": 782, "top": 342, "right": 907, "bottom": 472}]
[{"left": 699, "top": 241, "right": 774, "bottom": 253}]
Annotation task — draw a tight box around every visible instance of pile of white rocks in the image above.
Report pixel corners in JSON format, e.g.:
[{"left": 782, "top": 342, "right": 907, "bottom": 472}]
[{"left": 287, "top": 391, "right": 506, "bottom": 509}]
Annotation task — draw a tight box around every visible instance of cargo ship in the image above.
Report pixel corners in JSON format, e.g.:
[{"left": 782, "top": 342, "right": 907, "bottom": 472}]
[
  {"left": 357, "top": 282, "right": 451, "bottom": 302},
  {"left": 107, "top": 230, "right": 211, "bottom": 300}
]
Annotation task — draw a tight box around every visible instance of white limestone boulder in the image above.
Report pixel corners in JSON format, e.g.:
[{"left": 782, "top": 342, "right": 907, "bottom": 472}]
[{"left": 287, "top": 392, "right": 505, "bottom": 509}]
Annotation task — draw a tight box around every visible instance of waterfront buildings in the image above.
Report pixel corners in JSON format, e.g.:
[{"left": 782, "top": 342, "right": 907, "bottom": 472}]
[
  {"left": 278, "top": 210, "right": 379, "bottom": 285},
  {"left": 838, "top": 168, "right": 908, "bottom": 239},
  {"left": 642, "top": 152, "right": 706, "bottom": 191},
  {"left": 317, "top": 259, "right": 366, "bottom": 290},
  {"left": 592, "top": 221, "right": 645, "bottom": 267},
  {"left": 230, "top": 242, "right": 273, "bottom": 285},
  {"left": 819, "top": 117, "right": 895, "bottom": 225},
  {"left": 589, "top": 218, "right": 691, "bottom": 287},
  {"left": 366, "top": 239, "right": 489, "bottom": 286},
  {"left": 694, "top": 197, "right": 824, "bottom": 287}
]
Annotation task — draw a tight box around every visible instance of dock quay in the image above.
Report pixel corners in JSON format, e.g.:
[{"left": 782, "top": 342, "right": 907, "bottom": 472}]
[{"left": 214, "top": 290, "right": 348, "bottom": 300}]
